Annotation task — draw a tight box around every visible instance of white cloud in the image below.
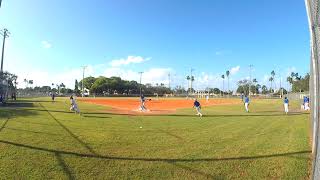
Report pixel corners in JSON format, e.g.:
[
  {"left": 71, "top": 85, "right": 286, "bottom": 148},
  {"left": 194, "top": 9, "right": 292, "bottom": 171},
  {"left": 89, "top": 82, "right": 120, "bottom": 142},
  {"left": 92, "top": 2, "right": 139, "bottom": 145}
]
[
  {"left": 215, "top": 51, "right": 222, "bottom": 55},
  {"left": 230, "top": 66, "right": 240, "bottom": 75},
  {"left": 16, "top": 65, "right": 98, "bottom": 89},
  {"left": 286, "top": 66, "right": 296, "bottom": 76},
  {"left": 215, "top": 50, "right": 232, "bottom": 56},
  {"left": 109, "top": 56, "right": 150, "bottom": 67},
  {"left": 41, "top": 41, "right": 52, "bottom": 49}
]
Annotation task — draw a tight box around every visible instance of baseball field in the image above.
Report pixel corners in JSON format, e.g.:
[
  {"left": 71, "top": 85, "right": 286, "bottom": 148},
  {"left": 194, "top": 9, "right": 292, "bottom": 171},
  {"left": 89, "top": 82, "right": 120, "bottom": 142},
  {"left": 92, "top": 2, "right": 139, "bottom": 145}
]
[{"left": 0, "top": 97, "right": 311, "bottom": 179}]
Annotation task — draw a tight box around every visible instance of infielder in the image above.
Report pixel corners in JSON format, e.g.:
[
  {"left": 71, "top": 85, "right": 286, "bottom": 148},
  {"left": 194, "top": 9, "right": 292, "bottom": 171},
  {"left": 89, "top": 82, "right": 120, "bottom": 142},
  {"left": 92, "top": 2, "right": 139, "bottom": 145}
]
[
  {"left": 284, "top": 97, "right": 289, "bottom": 114},
  {"left": 244, "top": 95, "right": 250, "bottom": 112},
  {"left": 70, "top": 95, "right": 80, "bottom": 114},
  {"left": 193, "top": 99, "right": 203, "bottom": 117},
  {"left": 139, "top": 95, "right": 151, "bottom": 112}
]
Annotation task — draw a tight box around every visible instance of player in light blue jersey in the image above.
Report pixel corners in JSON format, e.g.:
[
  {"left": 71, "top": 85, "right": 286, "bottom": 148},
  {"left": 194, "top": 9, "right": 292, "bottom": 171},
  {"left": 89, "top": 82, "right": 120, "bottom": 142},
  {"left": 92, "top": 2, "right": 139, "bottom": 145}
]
[
  {"left": 284, "top": 97, "right": 289, "bottom": 114},
  {"left": 244, "top": 95, "right": 250, "bottom": 112}
]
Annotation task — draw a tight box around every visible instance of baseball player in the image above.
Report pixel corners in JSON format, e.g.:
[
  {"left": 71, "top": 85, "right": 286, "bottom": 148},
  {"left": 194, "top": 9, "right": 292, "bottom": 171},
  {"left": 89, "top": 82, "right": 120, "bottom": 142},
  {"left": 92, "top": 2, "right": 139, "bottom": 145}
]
[
  {"left": 50, "top": 92, "right": 55, "bottom": 102},
  {"left": 305, "top": 96, "right": 310, "bottom": 110},
  {"left": 193, "top": 99, "right": 203, "bottom": 117},
  {"left": 70, "top": 95, "right": 80, "bottom": 114},
  {"left": 244, "top": 95, "right": 250, "bottom": 112},
  {"left": 284, "top": 97, "right": 289, "bottom": 114},
  {"left": 139, "top": 95, "right": 151, "bottom": 112}
]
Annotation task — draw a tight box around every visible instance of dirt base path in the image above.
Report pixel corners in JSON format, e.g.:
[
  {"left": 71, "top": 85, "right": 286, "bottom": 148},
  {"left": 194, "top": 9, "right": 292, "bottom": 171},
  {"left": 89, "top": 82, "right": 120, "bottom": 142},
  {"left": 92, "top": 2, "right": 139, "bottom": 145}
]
[{"left": 81, "top": 98, "right": 241, "bottom": 115}]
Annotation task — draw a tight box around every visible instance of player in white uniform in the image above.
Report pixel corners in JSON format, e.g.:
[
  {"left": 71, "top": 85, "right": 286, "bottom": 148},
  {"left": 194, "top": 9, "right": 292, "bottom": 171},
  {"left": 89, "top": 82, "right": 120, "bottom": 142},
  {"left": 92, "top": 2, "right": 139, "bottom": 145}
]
[
  {"left": 284, "top": 97, "right": 289, "bottom": 114},
  {"left": 70, "top": 95, "right": 80, "bottom": 114},
  {"left": 193, "top": 99, "right": 203, "bottom": 117},
  {"left": 244, "top": 95, "right": 250, "bottom": 113}
]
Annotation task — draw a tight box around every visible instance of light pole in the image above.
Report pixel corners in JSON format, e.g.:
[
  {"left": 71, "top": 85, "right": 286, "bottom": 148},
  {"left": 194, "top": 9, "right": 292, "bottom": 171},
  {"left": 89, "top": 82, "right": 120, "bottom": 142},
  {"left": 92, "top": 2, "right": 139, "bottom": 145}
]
[
  {"left": 139, "top": 72, "right": 143, "bottom": 96},
  {"left": 81, "top": 66, "right": 87, "bottom": 97},
  {"left": 0, "top": 28, "right": 10, "bottom": 73},
  {"left": 249, "top": 65, "right": 253, "bottom": 97}
]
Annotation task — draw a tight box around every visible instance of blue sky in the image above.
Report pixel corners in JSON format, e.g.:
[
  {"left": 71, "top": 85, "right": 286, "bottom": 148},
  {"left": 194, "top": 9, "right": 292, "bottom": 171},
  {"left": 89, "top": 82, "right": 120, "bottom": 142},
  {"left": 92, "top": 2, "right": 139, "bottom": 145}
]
[{"left": 0, "top": 0, "right": 310, "bottom": 90}]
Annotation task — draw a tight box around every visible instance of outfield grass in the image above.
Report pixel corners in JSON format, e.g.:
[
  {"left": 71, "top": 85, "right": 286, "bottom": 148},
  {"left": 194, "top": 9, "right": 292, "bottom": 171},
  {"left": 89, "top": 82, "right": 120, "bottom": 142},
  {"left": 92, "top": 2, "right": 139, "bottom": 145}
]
[{"left": 0, "top": 97, "right": 311, "bottom": 179}]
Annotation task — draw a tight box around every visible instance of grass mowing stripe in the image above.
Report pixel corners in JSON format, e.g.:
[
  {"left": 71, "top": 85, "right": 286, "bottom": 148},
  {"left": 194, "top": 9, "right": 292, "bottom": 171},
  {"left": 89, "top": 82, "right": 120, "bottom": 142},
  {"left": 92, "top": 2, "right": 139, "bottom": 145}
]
[
  {"left": 0, "top": 139, "right": 311, "bottom": 162},
  {"left": 38, "top": 102, "right": 98, "bottom": 155},
  {"left": 0, "top": 98, "right": 311, "bottom": 179},
  {"left": 0, "top": 118, "right": 9, "bottom": 132}
]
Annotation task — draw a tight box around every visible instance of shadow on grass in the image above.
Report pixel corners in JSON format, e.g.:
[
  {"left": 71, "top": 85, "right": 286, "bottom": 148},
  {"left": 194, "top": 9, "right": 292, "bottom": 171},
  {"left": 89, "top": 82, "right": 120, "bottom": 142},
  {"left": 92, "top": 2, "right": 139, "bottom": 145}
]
[
  {"left": 84, "top": 111, "right": 303, "bottom": 118},
  {"left": 55, "top": 152, "right": 75, "bottom": 180},
  {"left": 4, "top": 127, "right": 61, "bottom": 136},
  {"left": 23, "top": 108, "right": 75, "bottom": 114},
  {"left": 2, "top": 102, "right": 34, "bottom": 108},
  {"left": 0, "top": 118, "right": 9, "bottom": 132},
  {"left": 82, "top": 115, "right": 111, "bottom": 119},
  {"left": 0, "top": 139, "right": 311, "bottom": 163},
  {"left": 157, "top": 129, "right": 184, "bottom": 141},
  {"left": 39, "top": 103, "right": 98, "bottom": 155},
  {"left": 170, "top": 162, "right": 222, "bottom": 179},
  {"left": 12, "top": 120, "right": 61, "bottom": 127},
  {"left": 15, "top": 99, "right": 54, "bottom": 103},
  {"left": 0, "top": 102, "right": 39, "bottom": 131}
]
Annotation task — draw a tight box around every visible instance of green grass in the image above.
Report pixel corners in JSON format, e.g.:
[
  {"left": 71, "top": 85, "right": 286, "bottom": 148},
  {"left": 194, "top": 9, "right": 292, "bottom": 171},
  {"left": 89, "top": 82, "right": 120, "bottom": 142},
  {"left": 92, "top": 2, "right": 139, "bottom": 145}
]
[{"left": 0, "top": 97, "right": 311, "bottom": 179}]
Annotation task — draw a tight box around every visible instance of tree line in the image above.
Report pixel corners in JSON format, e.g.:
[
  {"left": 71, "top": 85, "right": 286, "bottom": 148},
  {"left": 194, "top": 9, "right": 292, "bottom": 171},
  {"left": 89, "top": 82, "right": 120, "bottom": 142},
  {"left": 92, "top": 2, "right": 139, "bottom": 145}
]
[
  {"left": 17, "top": 71, "right": 310, "bottom": 97},
  {"left": 78, "top": 76, "right": 172, "bottom": 95},
  {"left": 236, "top": 71, "right": 309, "bottom": 95}
]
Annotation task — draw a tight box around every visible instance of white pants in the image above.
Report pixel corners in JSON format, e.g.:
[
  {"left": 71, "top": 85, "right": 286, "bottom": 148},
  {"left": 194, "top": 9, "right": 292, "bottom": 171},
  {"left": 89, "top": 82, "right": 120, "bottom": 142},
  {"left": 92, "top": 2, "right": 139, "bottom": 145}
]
[
  {"left": 140, "top": 101, "right": 147, "bottom": 111},
  {"left": 305, "top": 103, "right": 310, "bottom": 110},
  {"left": 70, "top": 104, "right": 80, "bottom": 113},
  {"left": 284, "top": 103, "right": 289, "bottom": 113},
  {"left": 195, "top": 107, "right": 202, "bottom": 116},
  {"left": 245, "top": 103, "right": 249, "bottom": 112}
]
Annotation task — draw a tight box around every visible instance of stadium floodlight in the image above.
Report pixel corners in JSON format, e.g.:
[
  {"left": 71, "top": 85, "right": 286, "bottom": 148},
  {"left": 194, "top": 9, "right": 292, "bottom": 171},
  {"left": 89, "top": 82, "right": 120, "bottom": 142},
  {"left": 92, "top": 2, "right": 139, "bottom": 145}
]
[
  {"left": 0, "top": 28, "right": 10, "bottom": 73},
  {"left": 248, "top": 65, "right": 253, "bottom": 97},
  {"left": 81, "top": 66, "right": 87, "bottom": 97},
  {"left": 305, "top": 0, "right": 320, "bottom": 179}
]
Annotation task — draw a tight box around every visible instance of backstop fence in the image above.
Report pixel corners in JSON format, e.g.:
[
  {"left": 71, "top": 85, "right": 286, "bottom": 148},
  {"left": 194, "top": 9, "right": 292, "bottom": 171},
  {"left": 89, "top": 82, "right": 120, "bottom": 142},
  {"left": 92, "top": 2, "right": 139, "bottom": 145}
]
[{"left": 305, "top": 0, "right": 320, "bottom": 179}]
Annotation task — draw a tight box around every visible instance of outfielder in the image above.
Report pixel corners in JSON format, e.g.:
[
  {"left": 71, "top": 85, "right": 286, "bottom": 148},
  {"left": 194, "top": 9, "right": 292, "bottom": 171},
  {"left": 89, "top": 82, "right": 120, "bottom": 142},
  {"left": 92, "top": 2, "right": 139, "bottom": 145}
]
[
  {"left": 284, "top": 97, "right": 289, "bottom": 114},
  {"left": 70, "top": 95, "right": 80, "bottom": 114},
  {"left": 244, "top": 95, "right": 250, "bottom": 112},
  {"left": 193, "top": 99, "right": 203, "bottom": 117},
  {"left": 304, "top": 96, "right": 310, "bottom": 110},
  {"left": 50, "top": 92, "right": 55, "bottom": 102}
]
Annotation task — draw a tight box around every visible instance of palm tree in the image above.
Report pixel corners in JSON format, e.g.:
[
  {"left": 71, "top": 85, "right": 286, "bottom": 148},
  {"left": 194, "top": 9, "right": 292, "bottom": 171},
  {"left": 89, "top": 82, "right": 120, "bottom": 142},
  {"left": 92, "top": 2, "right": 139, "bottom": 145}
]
[
  {"left": 287, "top": 76, "right": 293, "bottom": 92},
  {"left": 253, "top": 78, "right": 258, "bottom": 94},
  {"left": 12, "top": 75, "right": 18, "bottom": 89},
  {"left": 256, "top": 84, "right": 261, "bottom": 94},
  {"left": 262, "top": 85, "right": 268, "bottom": 94},
  {"left": 271, "top": 70, "right": 275, "bottom": 90},
  {"left": 226, "top": 70, "right": 230, "bottom": 94},
  {"left": 24, "top": 79, "right": 28, "bottom": 88},
  {"left": 191, "top": 76, "right": 195, "bottom": 93},
  {"left": 186, "top": 76, "right": 190, "bottom": 94},
  {"left": 269, "top": 77, "right": 274, "bottom": 93},
  {"left": 221, "top": 74, "right": 225, "bottom": 95}
]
